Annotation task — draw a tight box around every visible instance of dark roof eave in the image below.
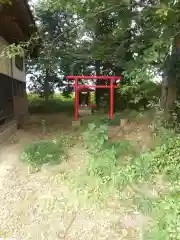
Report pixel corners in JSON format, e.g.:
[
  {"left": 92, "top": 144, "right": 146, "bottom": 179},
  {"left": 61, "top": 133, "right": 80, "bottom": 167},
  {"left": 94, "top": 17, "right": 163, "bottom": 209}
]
[{"left": 23, "top": 0, "right": 36, "bottom": 30}]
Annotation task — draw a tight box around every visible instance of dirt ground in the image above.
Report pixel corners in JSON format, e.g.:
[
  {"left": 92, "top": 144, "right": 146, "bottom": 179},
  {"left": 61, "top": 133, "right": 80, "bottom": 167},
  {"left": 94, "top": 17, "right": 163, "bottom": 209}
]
[{"left": 0, "top": 114, "right": 151, "bottom": 240}]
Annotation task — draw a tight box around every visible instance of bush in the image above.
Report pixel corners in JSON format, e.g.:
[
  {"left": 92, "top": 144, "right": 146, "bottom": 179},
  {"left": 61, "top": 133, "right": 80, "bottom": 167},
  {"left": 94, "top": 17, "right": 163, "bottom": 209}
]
[
  {"left": 83, "top": 123, "right": 135, "bottom": 180},
  {"left": 99, "top": 113, "right": 121, "bottom": 126},
  {"left": 114, "top": 134, "right": 180, "bottom": 191},
  {"left": 21, "top": 139, "right": 67, "bottom": 168},
  {"left": 28, "top": 93, "right": 74, "bottom": 115},
  {"left": 116, "top": 81, "right": 161, "bottom": 111},
  {"left": 81, "top": 119, "right": 180, "bottom": 239},
  {"left": 150, "top": 136, "right": 180, "bottom": 181},
  {"left": 82, "top": 121, "right": 180, "bottom": 190},
  {"left": 144, "top": 191, "right": 180, "bottom": 240},
  {"left": 111, "top": 129, "right": 180, "bottom": 239}
]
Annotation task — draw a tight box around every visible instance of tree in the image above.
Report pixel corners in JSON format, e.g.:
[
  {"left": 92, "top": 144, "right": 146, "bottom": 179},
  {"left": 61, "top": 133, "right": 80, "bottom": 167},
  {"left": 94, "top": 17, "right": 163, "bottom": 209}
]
[
  {"left": 28, "top": 0, "right": 180, "bottom": 112},
  {"left": 26, "top": 3, "right": 80, "bottom": 99}
]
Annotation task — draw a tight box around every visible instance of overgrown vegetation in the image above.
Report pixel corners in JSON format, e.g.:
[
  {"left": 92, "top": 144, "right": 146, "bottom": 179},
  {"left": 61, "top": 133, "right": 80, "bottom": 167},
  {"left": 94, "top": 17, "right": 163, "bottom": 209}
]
[
  {"left": 55, "top": 110, "right": 180, "bottom": 239},
  {"left": 27, "top": 80, "right": 160, "bottom": 115},
  {"left": 28, "top": 93, "right": 74, "bottom": 114},
  {"left": 13, "top": 0, "right": 180, "bottom": 237},
  {"left": 22, "top": 90, "right": 180, "bottom": 238},
  {"left": 118, "top": 81, "right": 161, "bottom": 111},
  {"left": 65, "top": 122, "right": 135, "bottom": 201},
  {"left": 21, "top": 138, "right": 67, "bottom": 169},
  {"left": 25, "top": 86, "right": 180, "bottom": 239},
  {"left": 83, "top": 123, "right": 135, "bottom": 177}
]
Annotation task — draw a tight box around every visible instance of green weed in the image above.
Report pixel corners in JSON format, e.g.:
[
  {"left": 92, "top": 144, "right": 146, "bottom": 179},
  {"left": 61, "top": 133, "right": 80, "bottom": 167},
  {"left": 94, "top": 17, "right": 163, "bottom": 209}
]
[
  {"left": 62, "top": 122, "right": 136, "bottom": 205},
  {"left": 28, "top": 93, "right": 74, "bottom": 115},
  {"left": 99, "top": 113, "right": 121, "bottom": 126},
  {"left": 113, "top": 132, "right": 180, "bottom": 239},
  {"left": 115, "top": 135, "right": 180, "bottom": 188},
  {"left": 66, "top": 123, "right": 135, "bottom": 199},
  {"left": 21, "top": 139, "right": 67, "bottom": 169},
  {"left": 144, "top": 191, "right": 180, "bottom": 240},
  {"left": 77, "top": 120, "right": 180, "bottom": 239}
]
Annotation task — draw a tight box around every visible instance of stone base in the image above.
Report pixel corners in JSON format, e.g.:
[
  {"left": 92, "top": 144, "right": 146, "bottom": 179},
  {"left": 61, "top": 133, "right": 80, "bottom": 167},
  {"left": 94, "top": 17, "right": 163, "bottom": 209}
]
[
  {"left": 0, "top": 120, "right": 17, "bottom": 144},
  {"left": 72, "top": 120, "right": 81, "bottom": 128},
  {"left": 78, "top": 108, "right": 92, "bottom": 117},
  {"left": 120, "top": 119, "right": 129, "bottom": 127}
]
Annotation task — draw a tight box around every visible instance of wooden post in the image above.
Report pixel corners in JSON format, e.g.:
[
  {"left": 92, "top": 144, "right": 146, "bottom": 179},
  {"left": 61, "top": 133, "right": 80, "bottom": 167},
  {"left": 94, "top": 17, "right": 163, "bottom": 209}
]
[
  {"left": 110, "top": 78, "right": 114, "bottom": 120},
  {"left": 74, "top": 78, "right": 79, "bottom": 120}
]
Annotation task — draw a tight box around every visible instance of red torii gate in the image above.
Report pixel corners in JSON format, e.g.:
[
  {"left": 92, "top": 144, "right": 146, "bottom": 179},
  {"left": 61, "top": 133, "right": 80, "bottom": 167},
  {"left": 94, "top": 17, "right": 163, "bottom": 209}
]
[{"left": 66, "top": 76, "right": 121, "bottom": 120}]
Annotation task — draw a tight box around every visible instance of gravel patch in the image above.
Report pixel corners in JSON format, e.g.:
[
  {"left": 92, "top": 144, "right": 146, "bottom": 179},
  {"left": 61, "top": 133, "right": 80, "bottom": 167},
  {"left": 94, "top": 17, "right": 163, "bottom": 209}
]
[{"left": 0, "top": 132, "right": 146, "bottom": 240}]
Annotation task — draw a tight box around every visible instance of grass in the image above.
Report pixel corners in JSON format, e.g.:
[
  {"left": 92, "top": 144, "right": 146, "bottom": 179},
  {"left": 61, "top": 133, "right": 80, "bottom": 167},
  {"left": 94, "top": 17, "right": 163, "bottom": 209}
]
[
  {"left": 28, "top": 93, "right": 74, "bottom": 115},
  {"left": 64, "top": 122, "right": 138, "bottom": 206},
  {"left": 99, "top": 112, "right": 121, "bottom": 126},
  {"left": 112, "top": 128, "right": 180, "bottom": 239},
  {"left": 64, "top": 114, "right": 180, "bottom": 239},
  {"left": 20, "top": 136, "right": 71, "bottom": 169},
  {"left": 24, "top": 95, "right": 180, "bottom": 238}
]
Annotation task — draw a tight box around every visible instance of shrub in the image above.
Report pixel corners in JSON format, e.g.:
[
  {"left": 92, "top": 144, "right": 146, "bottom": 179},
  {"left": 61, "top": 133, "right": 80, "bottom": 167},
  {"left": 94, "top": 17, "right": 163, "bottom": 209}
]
[
  {"left": 83, "top": 123, "right": 109, "bottom": 153},
  {"left": 145, "top": 191, "right": 180, "bottom": 240},
  {"left": 82, "top": 120, "right": 180, "bottom": 191},
  {"left": 116, "top": 81, "right": 161, "bottom": 111},
  {"left": 83, "top": 123, "right": 134, "bottom": 180},
  {"left": 149, "top": 136, "right": 180, "bottom": 182},
  {"left": 115, "top": 134, "right": 180, "bottom": 190},
  {"left": 28, "top": 94, "right": 74, "bottom": 115},
  {"left": 81, "top": 119, "right": 180, "bottom": 239},
  {"left": 21, "top": 139, "right": 67, "bottom": 168},
  {"left": 99, "top": 113, "right": 121, "bottom": 126},
  {"left": 111, "top": 129, "right": 180, "bottom": 239},
  {"left": 87, "top": 148, "right": 117, "bottom": 179}
]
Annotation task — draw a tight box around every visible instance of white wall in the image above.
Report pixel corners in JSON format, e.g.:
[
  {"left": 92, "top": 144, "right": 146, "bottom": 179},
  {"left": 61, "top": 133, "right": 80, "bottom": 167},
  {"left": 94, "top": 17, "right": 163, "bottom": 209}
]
[
  {"left": 0, "top": 36, "right": 26, "bottom": 82},
  {"left": 12, "top": 56, "right": 26, "bottom": 82},
  {"left": 0, "top": 37, "right": 12, "bottom": 77}
]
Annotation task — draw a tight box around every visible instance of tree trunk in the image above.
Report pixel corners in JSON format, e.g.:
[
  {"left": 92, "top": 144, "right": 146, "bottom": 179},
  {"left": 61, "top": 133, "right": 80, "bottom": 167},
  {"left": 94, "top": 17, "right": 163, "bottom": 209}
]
[
  {"left": 161, "top": 74, "right": 177, "bottom": 117},
  {"left": 161, "top": 35, "right": 180, "bottom": 112},
  {"left": 44, "top": 69, "right": 50, "bottom": 102},
  {"left": 95, "top": 60, "right": 102, "bottom": 108}
]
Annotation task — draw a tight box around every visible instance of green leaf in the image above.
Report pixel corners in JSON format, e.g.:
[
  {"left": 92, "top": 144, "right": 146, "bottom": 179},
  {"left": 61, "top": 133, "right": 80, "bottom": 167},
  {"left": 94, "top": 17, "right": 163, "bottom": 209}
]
[{"left": 88, "top": 123, "right": 96, "bottom": 131}]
